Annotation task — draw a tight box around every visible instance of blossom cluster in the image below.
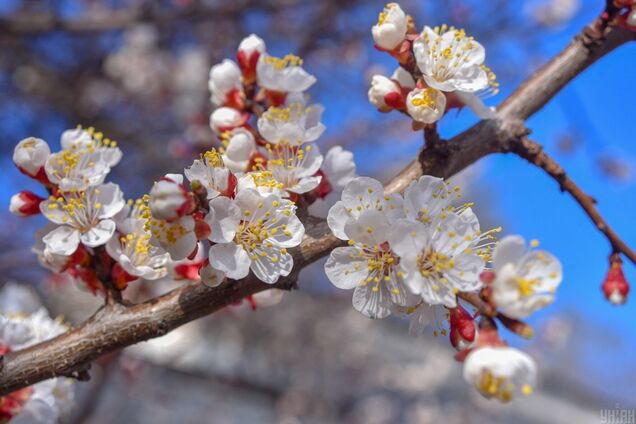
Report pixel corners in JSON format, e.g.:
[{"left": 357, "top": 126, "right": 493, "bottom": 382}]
[
  {"left": 320, "top": 3, "right": 570, "bottom": 403},
  {"left": 0, "top": 284, "right": 74, "bottom": 423},
  {"left": 368, "top": 3, "right": 498, "bottom": 124}
]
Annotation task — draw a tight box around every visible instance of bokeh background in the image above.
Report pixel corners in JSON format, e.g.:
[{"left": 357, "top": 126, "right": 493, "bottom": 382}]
[{"left": 1, "top": 0, "right": 635, "bottom": 423}]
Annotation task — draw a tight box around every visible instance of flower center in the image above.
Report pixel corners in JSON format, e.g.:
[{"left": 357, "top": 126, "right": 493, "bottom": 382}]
[
  {"left": 410, "top": 88, "right": 438, "bottom": 109},
  {"left": 46, "top": 188, "right": 103, "bottom": 232},
  {"left": 476, "top": 370, "right": 514, "bottom": 402},
  {"left": 358, "top": 242, "right": 402, "bottom": 293},
  {"left": 263, "top": 54, "right": 303, "bottom": 71},
  {"left": 516, "top": 277, "right": 539, "bottom": 297}
]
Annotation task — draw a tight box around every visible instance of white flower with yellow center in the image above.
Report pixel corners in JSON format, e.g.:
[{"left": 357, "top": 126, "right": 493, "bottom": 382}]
[
  {"left": 406, "top": 87, "right": 447, "bottom": 124},
  {"left": 491, "top": 236, "right": 562, "bottom": 319},
  {"left": 463, "top": 346, "right": 537, "bottom": 402},
  {"left": 205, "top": 188, "right": 304, "bottom": 284},
  {"left": 184, "top": 149, "right": 235, "bottom": 199},
  {"left": 106, "top": 202, "right": 170, "bottom": 281},
  {"left": 371, "top": 3, "right": 407, "bottom": 51},
  {"left": 403, "top": 175, "right": 459, "bottom": 226},
  {"left": 325, "top": 210, "right": 416, "bottom": 319},
  {"left": 260, "top": 143, "right": 323, "bottom": 195},
  {"left": 147, "top": 214, "right": 197, "bottom": 261},
  {"left": 44, "top": 145, "right": 111, "bottom": 192},
  {"left": 40, "top": 183, "right": 125, "bottom": 255},
  {"left": 413, "top": 25, "right": 493, "bottom": 93},
  {"left": 256, "top": 53, "right": 316, "bottom": 93},
  {"left": 60, "top": 127, "right": 122, "bottom": 168},
  {"left": 326, "top": 177, "right": 403, "bottom": 240},
  {"left": 0, "top": 307, "right": 74, "bottom": 423},
  {"left": 221, "top": 128, "right": 257, "bottom": 173},
  {"left": 258, "top": 102, "right": 325, "bottom": 147},
  {"left": 390, "top": 211, "right": 490, "bottom": 307},
  {"left": 308, "top": 145, "right": 358, "bottom": 218}
]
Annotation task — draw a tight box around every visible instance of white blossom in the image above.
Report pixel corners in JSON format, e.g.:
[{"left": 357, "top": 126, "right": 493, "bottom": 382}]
[
  {"left": 491, "top": 236, "right": 562, "bottom": 319},
  {"left": 390, "top": 211, "right": 486, "bottom": 308},
  {"left": 208, "top": 59, "right": 242, "bottom": 106},
  {"left": 106, "top": 204, "right": 170, "bottom": 281},
  {"left": 60, "top": 128, "right": 122, "bottom": 167},
  {"left": 258, "top": 102, "right": 325, "bottom": 146},
  {"left": 44, "top": 147, "right": 111, "bottom": 192},
  {"left": 147, "top": 215, "right": 198, "bottom": 261},
  {"left": 148, "top": 174, "right": 192, "bottom": 221},
  {"left": 368, "top": 75, "right": 401, "bottom": 111},
  {"left": 221, "top": 128, "right": 258, "bottom": 173},
  {"left": 0, "top": 308, "right": 74, "bottom": 422},
  {"left": 205, "top": 189, "right": 304, "bottom": 284},
  {"left": 391, "top": 66, "right": 416, "bottom": 89},
  {"left": 259, "top": 143, "right": 324, "bottom": 195},
  {"left": 402, "top": 175, "right": 454, "bottom": 226},
  {"left": 413, "top": 25, "right": 489, "bottom": 93},
  {"left": 371, "top": 3, "right": 408, "bottom": 51},
  {"left": 256, "top": 53, "right": 316, "bottom": 93},
  {"left": 325, "top": 210, "right": 416, "bottom": 318},
  {"left": 184, "top": 149, "right": 236, "bottom": 199},
  {"left": 463, "top": 346, "right": 537, "bottom": 402},
  {"left": 13, "top": 137, "right": 50, "bottom": 178},
  {"left": 210, "top": 106, "right": 246, "bottom": 134},
  {"left": 308, "top": 146, "right": 358, "bottom": 218},
  {"left": 406, "top": 87, "right": 447, "bottom": 124},
  {"left": 199, "top": 263, "right": 226, "bottom": 287},
  {"left": 327, "top": 177, "right": 403, "bottom": 240},
  {"left": 40, "top": 183, "right": 125, "bottom": 255}
]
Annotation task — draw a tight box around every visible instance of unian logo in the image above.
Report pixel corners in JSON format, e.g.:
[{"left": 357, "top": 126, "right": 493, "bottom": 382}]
[{"left": 601, "top": 406, "right": 635, "bottom": 424}]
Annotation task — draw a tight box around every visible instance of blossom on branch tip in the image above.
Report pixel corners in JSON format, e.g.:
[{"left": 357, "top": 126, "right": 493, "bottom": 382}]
[
  {"left": 413, "top": 25, "right": 493, "bottom": 94},
  {"left": 491, "top": 236, "right": 562, "bottom": 319},
  {"left": 13, "top": 137, "right": 50, "bottom": 181},
  {"left": 10, "top": 191, "right": 44, "bottom": 217},
  {"left": 44, "top": 146, "right": 111, "bottom": 193},
  {"left": 205, "top": 189, "right": 304, "bottom": 284},
  {"left": 372, "top": 3, "right": 408, "bottom": 51},
  {"left": 406, "top": 87, "right": 446, "bottom": 124},
  {"left": 463, "top": 346, "right": 537, "bottom": 402},
  {"left": 40, "top": 183, "right": 125, "bottom": 255},
  {"left": 602, "top": 254, "right": 630, "bottom": 305},
  {"left": 148, "top": 174, "right": 194, "bottom": 221}
]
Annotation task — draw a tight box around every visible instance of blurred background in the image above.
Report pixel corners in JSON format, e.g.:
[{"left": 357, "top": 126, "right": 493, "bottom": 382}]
[{"left": 1, "top": 0, "right": 635, "bottom": 422}]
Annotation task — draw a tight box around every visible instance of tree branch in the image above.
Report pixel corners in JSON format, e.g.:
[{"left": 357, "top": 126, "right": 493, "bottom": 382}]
[
  {"left": 0, "top": 16, "right": 634, "bottom": 396},
  {"left": 509, "top": 138, "right": 636, "bottom": 265}
]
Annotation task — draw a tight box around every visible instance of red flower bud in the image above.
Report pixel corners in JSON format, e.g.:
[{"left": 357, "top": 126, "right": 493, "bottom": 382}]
[
  {"left": 9, "top": 191, "right": 44, "bottom": 217},
  {"left": 602, "top": 253, "right": 630, "bottom": 305},
  {"left": 449, "top": 304, "right": 476, "bottom": 350}
]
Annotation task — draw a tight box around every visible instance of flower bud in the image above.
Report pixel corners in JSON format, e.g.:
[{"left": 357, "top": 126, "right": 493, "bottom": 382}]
[
  {"left": 210, "top": 107, "right": 247, "bottom": 134},
  {"left": 9, "top": 191, "right": 44, "bottom": 217},
  {"left": 449, "top": 304, "right": 477, "bottom": 351},
  {"left": 222, "top": 128, "right": 257, "bottom": 173},
  {"left": 372, "top": 3, "right": 408, "bottom": 51},
  {"left": 149, "top": 174, "right": 194, "bottom": 221},
  {"left": 406, "top": 87, "right": 446, "bottom": 124},
  {"left": 368, "top": 75, "right": 404, "bottom": 111},
  {"left": 237, "top": 34, "right": 266, "bottom": 85},
  {"left": 209, "top": 59, "right": 243, "bottom": 107},
  {"left": 13, "top": 137, "right": 50, "bottom": 181},
  {"left": 391, "top": 66, "right": 415, "bottom": 90},
  {"left": 602, "top": 253, "right": 630, "bottom": 305}
]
